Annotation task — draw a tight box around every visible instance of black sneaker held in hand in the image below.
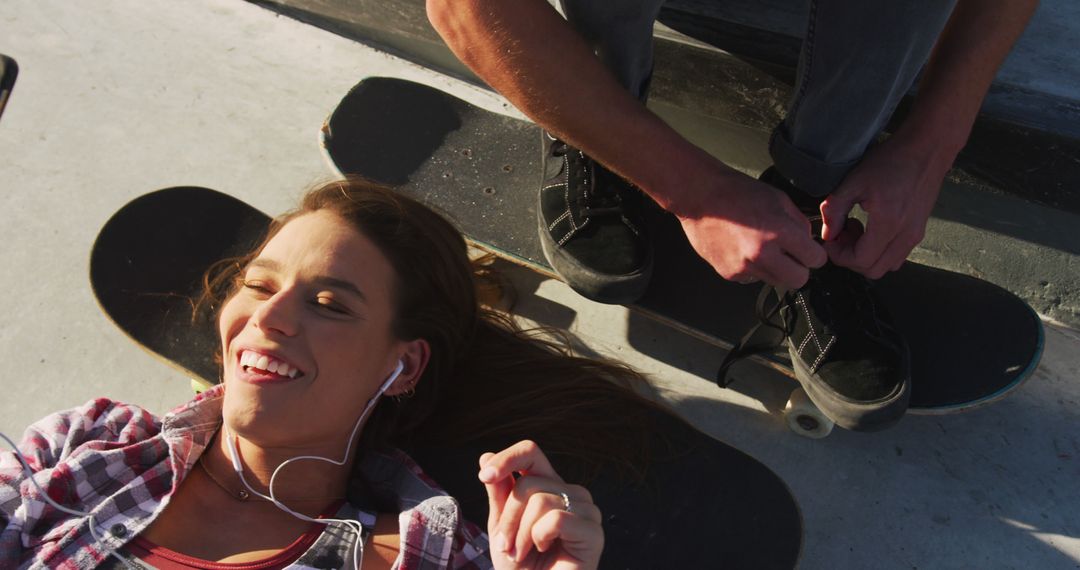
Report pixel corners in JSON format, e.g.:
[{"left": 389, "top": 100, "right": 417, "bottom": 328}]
[{"left": 537, "top": 132, "right": 653, "bottom": 303}]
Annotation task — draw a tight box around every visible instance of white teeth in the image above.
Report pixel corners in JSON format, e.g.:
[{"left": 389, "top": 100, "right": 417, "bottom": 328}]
[{"left": 240, "top": 350, "right": 299, "bottom": 378}]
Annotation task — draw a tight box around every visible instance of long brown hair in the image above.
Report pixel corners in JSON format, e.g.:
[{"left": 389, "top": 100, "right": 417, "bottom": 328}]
[{"left": 201, "top": 178, "right": 659, "bottom": 480}]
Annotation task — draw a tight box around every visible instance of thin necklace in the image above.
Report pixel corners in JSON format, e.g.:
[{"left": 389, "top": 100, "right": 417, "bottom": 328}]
[
  {"left": 198, "top": 455, "right": 257, "bottom": 501},
  {"left": 197, "top": 454, "right": 341, "bottom": 503}
]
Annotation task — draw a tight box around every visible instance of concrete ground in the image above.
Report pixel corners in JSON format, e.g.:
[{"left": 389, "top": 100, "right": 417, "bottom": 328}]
[{"left": 1, "top": 1, "right": 1077, "bottom": 568}]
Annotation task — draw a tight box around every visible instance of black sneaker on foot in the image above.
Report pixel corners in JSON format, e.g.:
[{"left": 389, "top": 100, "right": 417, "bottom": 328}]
[
  {"left": 716, "top": 167, "right": 911, "bottom": 431},
  {"left": 780, "top": 264, "right": 911, "bottom": 430},
  {"left": 718, "top": 269, "right": 911, "bottom": 431},
  {"left": 537, "top": 132, "right": 653, "bottom": 303}
]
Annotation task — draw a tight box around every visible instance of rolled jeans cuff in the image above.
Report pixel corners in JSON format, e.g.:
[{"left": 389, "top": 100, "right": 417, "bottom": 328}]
[{"left": 769, "top": 127, "right": 861, "bottom": 197}]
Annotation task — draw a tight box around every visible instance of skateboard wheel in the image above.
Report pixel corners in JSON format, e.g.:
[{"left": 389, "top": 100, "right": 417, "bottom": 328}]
[
  {"left": 784, "top": 388, "right": 834, "bottom": 439},
  {"left": 190, "top": 377, "right": 215, "bottom": 394}
]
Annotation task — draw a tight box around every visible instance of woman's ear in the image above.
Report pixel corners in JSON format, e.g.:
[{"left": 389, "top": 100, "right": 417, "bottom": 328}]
[{"left": 385, "top": 338, "right": 430, "bottom": 396}]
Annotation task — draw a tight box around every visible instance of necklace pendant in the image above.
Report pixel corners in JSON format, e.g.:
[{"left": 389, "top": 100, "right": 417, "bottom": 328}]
[{"left": 238, "top": 489, "right": 250, "bottom": 501}]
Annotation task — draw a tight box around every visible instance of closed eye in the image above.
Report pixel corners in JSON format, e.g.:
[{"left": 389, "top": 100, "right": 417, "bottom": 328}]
[
  {"left": 314, "top": 296, "right": 353, "bottom": 316},
  {"left": 243, "top": 280, "right": 273, "bottom": 296}
]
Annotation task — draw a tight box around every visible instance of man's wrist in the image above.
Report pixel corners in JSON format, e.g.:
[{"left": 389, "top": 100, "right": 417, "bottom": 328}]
[
  {"left": 636, "top": 143, "right": 740, "bottom": 219},
  {"left": 891, "top": 109, "right": 968, "bottom": 174}
]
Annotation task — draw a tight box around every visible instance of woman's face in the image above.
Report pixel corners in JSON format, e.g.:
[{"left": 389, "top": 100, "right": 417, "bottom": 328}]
[{"left": 218, "top": 210, "right": 418, "bottom": 450}]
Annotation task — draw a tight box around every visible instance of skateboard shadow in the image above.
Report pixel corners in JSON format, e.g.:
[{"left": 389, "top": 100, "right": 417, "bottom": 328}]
[
  {"left": 490, "top": 256, "right": 795, "bottom": 415},
  {"left": 324, "top": 78, "right": 463, "bottom": 185},
  {"left": 677, "top": 382, "right": 1080, "bottom": 568},
  {"left": 624, "top": 309, "right": 795, "bottom": 414},
  {"left": 486, "top": 258, "right": 580, "bottom": 333}
]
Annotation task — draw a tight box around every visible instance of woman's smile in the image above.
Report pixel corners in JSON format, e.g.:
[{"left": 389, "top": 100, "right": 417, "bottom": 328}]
[
  {"left": 235, "top": 348, "right": 305, "bottom": 384},
  {"left": 240, "top": 349, "right": 300, "bottom": 378}
]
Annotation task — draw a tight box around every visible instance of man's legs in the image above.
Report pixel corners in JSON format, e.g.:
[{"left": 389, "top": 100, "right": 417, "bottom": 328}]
[
  {"left": 556, "top": 0, "right": 958, "bottom": 195},
  {"left": 557, "top": 0, "right": 666, "bottom": 100},
  {"left": 770, "top": 0, "right": 959, "bottom": 197}
]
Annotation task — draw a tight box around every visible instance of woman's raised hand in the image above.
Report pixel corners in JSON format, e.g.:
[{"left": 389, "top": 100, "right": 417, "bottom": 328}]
[{"left": 479, "top": 440, "right": 603, "bottom": 570}]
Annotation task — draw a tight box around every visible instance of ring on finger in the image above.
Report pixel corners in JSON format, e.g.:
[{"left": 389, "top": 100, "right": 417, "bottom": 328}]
[{"left": 559, "top": 491, "right": 573, "bottom": 514}]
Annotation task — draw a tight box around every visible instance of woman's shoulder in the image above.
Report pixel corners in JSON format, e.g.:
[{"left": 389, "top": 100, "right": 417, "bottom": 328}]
[
  {"left": 9, "top": 387, "right": 223, "bottom": 470},
  {"left": 1, "top": 397, "right": 164, "bottom": 505},
  {"left": 21, "top": 396, "right": 161, "bottom": 449}
]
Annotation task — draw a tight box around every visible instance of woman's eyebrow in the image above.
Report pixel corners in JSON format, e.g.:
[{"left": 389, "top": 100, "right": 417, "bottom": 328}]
[
  {"left": 247, "top": 258, "right": 367, "bottom": 303},
  {"left": 248, "top": 258, "right": 280, "bottom": 272}
]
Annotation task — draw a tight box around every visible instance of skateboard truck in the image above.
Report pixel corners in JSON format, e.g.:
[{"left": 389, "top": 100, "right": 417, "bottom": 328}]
[{"left": 716, "top": 286, "right": 836, "bottom": 438}]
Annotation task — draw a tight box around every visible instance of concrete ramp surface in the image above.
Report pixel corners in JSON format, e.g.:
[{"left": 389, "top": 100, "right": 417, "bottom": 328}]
[{"left": 0, "top": 2, "right": 1077, "bottom": 569}]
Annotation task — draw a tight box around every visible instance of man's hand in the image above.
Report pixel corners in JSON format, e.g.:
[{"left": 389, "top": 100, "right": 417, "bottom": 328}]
[
  {"left": 817, "top": 0, "right": 1038, "bottom": 280},
  {"left": 819, "top": 135, "right": 952, "bottom": 279},
  {"left": 428, "top": 0, "right": 821, "bottom": 291},
  {"left": 480, "top": 440, "right": 603, "bottom": 570},
  {"left": 676, "top": 171, "right": 828, "bottom": 289}
]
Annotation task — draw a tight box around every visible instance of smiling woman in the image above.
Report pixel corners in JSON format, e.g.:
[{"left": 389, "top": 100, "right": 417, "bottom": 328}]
[{"left": 0, "top": 179, "right": 669, "bottom": 570}]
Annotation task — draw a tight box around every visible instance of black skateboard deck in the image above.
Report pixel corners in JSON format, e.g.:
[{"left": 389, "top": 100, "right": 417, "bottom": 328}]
[
  {"left": 90, "top": 186, "right": 803, "bottom": 569},
  {"left": 320, "top": 77, "right": 1044, "bottom": 422}
]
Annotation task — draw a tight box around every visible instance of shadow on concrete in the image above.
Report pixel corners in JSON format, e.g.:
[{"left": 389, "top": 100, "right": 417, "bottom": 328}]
[
  {"left": 489, "top": 259, "right": 579, "bottom": 333},
  {"left": 671, "top": 375, "right": 1080, "bottom": 568},
  {"left": 323, "top": 78, "right": 462, "bottom": 185},
  {"left": 490, "top": 257, "right": 796, "bottom": 415},
  {"left": 624, "top": 309, "right": 795, "bottom": 413}
]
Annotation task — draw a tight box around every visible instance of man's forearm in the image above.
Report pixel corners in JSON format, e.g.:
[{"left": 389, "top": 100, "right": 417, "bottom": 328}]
[
  {"left": 426, "top": 0, "right": 729, "bottom": 214},
  {"left": 896, "top": 0, "right": 1039, "bottom": 161}
]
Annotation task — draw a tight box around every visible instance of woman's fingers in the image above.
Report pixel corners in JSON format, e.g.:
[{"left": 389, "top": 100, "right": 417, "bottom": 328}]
[
  {"left": 511, "top": 485, "right": 604, "bottom": 557},
  {"left": 479, "top": 452, "right": 514, "bottom": 531},
  {"left": 479, "top": 440, "right": 603, "bottom": 566},
  {"left": 530, "top": 509, "right": 604, "bottom": 564},
  {"left": 502, "top": 480, "right": 595, "bottom": 558}
]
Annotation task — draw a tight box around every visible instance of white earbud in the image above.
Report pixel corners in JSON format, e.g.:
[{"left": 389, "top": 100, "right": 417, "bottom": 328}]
[{"left": 374, "top": 359, "right": 406, "bottom": 400}]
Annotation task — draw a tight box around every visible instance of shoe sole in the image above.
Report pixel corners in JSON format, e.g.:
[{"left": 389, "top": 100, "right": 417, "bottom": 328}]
[
  {"left": 789, "top": 344, "right": 912, "bottom": 432},
  {"left": 536, "top": 207, "right": 653, "bottom": 304}
]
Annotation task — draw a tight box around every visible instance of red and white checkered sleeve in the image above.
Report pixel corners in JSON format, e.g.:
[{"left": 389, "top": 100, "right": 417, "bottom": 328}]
[
  {"left": 450, "top": 516, "right": 493, "bottom": 569},
  {"left": 1, "top": 398, "right": 159, "bottom": 513}
]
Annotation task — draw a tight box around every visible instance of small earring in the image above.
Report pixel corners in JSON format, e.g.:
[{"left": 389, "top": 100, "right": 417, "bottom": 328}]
[{"left": 395, "top": 383, "right": 416, "bottom": 400}]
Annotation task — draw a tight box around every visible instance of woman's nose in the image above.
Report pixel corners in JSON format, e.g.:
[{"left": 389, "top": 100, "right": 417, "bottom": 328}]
[{"left": 251, "top": 290, "right": 300, "bottom": 337}]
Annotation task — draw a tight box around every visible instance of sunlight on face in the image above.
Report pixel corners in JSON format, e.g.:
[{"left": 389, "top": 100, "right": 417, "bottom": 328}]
[{"left": 217, "top": 210, "right": 405, "bottom": 450}]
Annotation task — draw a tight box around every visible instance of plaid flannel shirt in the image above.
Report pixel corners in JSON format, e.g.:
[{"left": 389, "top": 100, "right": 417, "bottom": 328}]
[{"left": 0, "top": 385, "right": 492, "bottom": 570}]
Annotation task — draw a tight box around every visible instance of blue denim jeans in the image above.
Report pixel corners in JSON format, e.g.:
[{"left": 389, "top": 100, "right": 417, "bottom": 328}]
[{"left": 558, "top": 0, "right": 958, "bottom": 196}]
